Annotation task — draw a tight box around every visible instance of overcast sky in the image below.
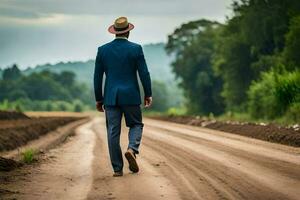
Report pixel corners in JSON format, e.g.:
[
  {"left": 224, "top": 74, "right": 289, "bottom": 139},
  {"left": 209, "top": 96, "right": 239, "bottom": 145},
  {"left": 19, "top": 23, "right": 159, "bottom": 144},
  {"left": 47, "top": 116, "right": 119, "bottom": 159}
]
[{"left": 0, "top": 0, "right": 233, "bottom": 69}]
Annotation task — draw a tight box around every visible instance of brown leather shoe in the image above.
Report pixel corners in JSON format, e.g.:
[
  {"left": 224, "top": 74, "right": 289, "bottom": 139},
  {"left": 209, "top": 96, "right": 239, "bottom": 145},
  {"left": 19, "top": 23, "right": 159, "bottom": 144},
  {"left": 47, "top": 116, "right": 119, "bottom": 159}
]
[
  {"left": 125, "top": 149, "right": 139, "bottom": 173},
  {"left": 113, "top": 171, "right": 123, "bottom": 177}
]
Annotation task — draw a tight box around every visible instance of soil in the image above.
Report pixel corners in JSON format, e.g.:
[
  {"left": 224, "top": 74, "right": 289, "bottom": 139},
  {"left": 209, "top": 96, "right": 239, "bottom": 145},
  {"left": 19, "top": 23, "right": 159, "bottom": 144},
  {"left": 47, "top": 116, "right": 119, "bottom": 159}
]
[
  {"left": 0, "top": 157, "right": 21, "bottom": 171},
  {"left": 0, "top": 117, "right": 85, "bottom": 152},
  {"left": 1, "top": 116, "right": 300, "bottom": 200},
  {"left": 0, "top": 110, "right": 30, "bottom": 120},
  {"left": 151, "top": 115, "right": 300, "bottom": 147}
]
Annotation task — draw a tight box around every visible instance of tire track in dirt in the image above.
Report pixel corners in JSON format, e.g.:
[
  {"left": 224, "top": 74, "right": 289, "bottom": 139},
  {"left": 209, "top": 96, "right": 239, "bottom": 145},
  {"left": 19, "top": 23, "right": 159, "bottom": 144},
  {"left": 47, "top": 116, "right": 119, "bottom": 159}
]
[
  {"left": 142, "top": 135, "right": 287, "bottom": 200},
  {"left": 141, "top": 118, "right": 300, "bottom": 200},
  {"left": 87, "top": 117, "right": 181, "bottom": 200},
  {"left": 88, "top": 116, "right": 300, "bottom": 199},
  {"left": 2, "top": 116, "right": 300, "bottom": 200},
  {"left": 145, "top": 124, "right": 300, "bottom": 179}
]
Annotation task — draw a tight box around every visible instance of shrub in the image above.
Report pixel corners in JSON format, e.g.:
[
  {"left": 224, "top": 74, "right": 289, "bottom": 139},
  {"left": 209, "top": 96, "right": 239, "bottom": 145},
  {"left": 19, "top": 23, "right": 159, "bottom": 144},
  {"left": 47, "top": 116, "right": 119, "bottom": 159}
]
[
  {"left": 274, "top": 70, "right": 300, "bottom": 110},
  {"left": 284, "top": 102, "right": 300, "bottom": 122},
  {"left": 167, "top": 107, "right": 186, "bottom": 116},
  {"left": 247, "top": 71, "right": 279, "bottom": 119},
  {"left": 21, "top": 149, "right": 36, "bottom": 164},
  {"left": 248, "top": 70, "right": 300, "bottom": 120},
  {"left": 73, "top": 100, "right": 84, "bottom": 112}
]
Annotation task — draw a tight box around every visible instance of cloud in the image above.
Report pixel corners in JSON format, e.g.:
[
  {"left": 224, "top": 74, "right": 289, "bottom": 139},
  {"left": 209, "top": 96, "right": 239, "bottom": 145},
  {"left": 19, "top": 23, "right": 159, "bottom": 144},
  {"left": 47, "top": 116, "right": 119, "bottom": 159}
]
[
  {"left": 0, "top": 6, "right": 40, "bottom": 18},
  {"left": 0, "top": 0, "right": 233, "bottom": 18},
  {"left": 0, "top": 0, "right": 233, "bottom": 67}
]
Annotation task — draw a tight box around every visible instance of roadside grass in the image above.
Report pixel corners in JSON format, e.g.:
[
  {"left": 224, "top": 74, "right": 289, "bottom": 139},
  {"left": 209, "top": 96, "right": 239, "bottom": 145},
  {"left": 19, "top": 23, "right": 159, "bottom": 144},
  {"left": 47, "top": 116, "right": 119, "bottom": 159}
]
[
  {"left": 144, "top": 107, "right": 187, "bottom": 117},
  {"left": 21, "top": 148, "right": 37, "bottom": 164},
  {"left": 145, "top": 107, "right": 298, "bottom": 126},
  {"left": 215, "top": 112, "right": 298, "bottom": 126}
]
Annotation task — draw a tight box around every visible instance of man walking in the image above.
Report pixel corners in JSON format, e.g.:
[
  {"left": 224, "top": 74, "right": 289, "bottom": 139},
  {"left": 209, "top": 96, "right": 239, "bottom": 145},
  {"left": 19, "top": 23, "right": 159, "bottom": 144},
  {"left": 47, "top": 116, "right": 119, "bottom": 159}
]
[{"left": 94, "top": 17, "right": 152, "bottom": 177}]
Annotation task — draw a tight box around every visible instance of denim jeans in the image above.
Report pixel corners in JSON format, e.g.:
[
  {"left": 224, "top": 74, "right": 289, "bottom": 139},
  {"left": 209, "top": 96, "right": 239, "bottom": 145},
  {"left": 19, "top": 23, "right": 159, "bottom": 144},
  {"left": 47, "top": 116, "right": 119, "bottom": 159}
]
[{"left": 104, "top": 105, "right": 144, "bottom": 172}]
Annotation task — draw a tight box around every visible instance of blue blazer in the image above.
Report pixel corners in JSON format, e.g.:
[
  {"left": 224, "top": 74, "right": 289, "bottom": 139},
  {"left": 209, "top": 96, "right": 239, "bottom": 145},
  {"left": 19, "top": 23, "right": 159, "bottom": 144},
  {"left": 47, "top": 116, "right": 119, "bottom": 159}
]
[{"left": 94, "top": 39, "right": 152, "bottom": 105}]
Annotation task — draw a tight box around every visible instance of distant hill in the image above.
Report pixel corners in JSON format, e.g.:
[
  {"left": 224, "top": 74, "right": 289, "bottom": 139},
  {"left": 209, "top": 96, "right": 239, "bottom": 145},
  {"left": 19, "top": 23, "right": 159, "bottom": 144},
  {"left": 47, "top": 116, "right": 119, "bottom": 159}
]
[
  {"left": 24, "top": 43, "right": 175, "bottom": 86},
  {"left": 24, "top": 60, "right": 95, "bottom": 86},
  {"left": 23, "top": 43, "right": 183, "bottom": 107}
]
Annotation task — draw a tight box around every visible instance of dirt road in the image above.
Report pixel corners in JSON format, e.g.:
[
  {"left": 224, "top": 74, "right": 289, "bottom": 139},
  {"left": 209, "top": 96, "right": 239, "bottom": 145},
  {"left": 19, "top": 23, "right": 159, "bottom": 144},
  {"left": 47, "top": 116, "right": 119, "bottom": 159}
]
[{"left": 3, "top": 116, "right": 300, "bottom": 200}]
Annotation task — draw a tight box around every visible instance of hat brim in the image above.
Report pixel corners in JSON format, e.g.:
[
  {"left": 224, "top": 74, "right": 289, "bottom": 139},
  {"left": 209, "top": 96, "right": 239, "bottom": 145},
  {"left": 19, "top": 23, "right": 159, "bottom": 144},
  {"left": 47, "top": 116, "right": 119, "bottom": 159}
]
[{"left": 108, "top": 23, "right": 134, "bottom": 34}]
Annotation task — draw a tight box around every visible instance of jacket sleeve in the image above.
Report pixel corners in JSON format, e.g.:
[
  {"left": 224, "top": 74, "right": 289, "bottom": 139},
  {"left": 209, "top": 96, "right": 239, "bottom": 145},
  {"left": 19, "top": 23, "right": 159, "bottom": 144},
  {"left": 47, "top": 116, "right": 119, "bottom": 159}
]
[
  {"left": 136, "top": 45, "right": 152, "bottom": 97},
  {"left": 93, "top": 48, "right": 104, "bottom": 102}
]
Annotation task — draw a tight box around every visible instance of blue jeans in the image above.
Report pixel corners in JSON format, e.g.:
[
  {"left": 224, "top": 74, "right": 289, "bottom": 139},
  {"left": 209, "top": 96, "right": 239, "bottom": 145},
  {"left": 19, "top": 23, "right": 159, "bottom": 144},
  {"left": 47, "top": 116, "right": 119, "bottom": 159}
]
[{"left": 104, "top": 105, "right": 144, "bottom": 172}]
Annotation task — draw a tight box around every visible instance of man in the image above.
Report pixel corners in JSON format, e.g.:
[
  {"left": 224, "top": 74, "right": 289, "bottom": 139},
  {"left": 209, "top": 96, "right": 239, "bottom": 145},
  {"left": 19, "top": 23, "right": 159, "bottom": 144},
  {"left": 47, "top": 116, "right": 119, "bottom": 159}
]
[{"left": 94, "top": 17, "right": 152, "bottom": 177}]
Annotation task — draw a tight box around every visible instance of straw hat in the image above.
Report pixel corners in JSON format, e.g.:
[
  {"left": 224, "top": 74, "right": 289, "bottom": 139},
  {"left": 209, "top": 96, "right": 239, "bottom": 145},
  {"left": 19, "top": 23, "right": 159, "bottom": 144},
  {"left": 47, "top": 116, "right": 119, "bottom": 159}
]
[{"left": 108, "top": 17, "right": 134, "bottom": 34}]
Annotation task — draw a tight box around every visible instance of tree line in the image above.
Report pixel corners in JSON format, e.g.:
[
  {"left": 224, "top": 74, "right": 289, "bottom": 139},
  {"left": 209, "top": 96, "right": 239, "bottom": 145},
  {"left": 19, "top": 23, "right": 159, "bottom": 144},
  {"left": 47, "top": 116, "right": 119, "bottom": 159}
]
[
  {"left": 166, "top": 0, "right": 300, "bottom": 123},
  {"left": 0, "top": 65, "right": 93, "bottom": 112},
  {"left": 0, "top": 64, "right": 172, "bottom": 112}
]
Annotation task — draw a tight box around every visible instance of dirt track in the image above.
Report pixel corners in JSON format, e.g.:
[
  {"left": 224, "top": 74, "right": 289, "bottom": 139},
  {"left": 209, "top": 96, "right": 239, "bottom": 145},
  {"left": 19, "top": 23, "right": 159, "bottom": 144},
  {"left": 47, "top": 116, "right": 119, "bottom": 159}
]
[{"left": 2, "top": 116, "right": 300, "bottom": 200}]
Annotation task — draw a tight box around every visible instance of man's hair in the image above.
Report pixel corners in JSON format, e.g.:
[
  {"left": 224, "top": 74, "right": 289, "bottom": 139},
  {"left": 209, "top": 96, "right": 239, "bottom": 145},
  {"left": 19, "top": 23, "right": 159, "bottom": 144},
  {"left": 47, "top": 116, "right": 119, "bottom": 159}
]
[{"left": 116, "top": 32, "right": 130, "bottom": 38}]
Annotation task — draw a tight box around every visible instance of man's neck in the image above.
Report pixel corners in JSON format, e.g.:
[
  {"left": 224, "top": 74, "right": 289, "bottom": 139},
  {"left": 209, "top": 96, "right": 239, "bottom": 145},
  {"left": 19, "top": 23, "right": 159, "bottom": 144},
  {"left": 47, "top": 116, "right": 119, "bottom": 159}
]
[{"left": 115, "top": 36, "right": 128, "bottom": 40}]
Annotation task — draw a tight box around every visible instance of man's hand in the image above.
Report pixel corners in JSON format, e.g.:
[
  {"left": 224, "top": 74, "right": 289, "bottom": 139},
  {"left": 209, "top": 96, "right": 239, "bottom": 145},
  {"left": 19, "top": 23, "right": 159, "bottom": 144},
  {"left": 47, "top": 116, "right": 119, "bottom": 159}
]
[
  {"left": 144, "top": 96, "right": 153, "bottom": 108},
  {"left": 96, "top": 101, "right": 104, "bottom": 112}
]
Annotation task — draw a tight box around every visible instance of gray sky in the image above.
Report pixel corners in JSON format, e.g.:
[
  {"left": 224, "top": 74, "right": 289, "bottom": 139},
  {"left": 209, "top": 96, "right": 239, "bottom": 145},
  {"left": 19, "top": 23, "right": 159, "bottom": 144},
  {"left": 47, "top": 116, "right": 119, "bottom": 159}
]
[{"left": 0, "top": 0, "right": 233, "bottom": 69}]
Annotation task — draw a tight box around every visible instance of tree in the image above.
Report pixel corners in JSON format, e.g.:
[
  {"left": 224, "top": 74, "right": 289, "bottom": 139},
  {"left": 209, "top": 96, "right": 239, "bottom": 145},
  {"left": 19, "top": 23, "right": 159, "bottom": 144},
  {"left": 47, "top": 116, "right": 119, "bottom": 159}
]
[
  {"left": 46, "top": 102, "right": 53, "bottom": 111},
  {"left": 74, "top": 102, "right": 83, "bottom": 112},
  {"left": 283, "top": 15, "right": 300, "bottom": 69},
  {"left": 55, "top": 71, "right": 76, "bottom": 86},
  {"left": 213, "top": 0, "right": 300, "bottom": 111},
  {"left": 213, "top": 30, "right": 254, "bottom": 111},
  {"left": 20, "top": 72, "right": 72, "bottom": 101},
  {"left": 0, "top": 65, "right": 93, "bottom": 111},
  {"left": 2, "top": 64, "right": 22, "bottom": 80},
  {"left": 166, "top": 19, "right": 224, "bottom": 115},
  {"left": 151, "top": 81, "right": 169, "bottom": 112}
]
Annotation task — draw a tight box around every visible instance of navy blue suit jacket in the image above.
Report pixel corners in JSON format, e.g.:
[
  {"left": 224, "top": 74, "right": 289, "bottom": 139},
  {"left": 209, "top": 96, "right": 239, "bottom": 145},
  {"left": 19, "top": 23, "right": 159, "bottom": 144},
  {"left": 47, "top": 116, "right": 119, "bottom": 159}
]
[{"left": 94, "top": 38, "right": 152, "bottom": 105}]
